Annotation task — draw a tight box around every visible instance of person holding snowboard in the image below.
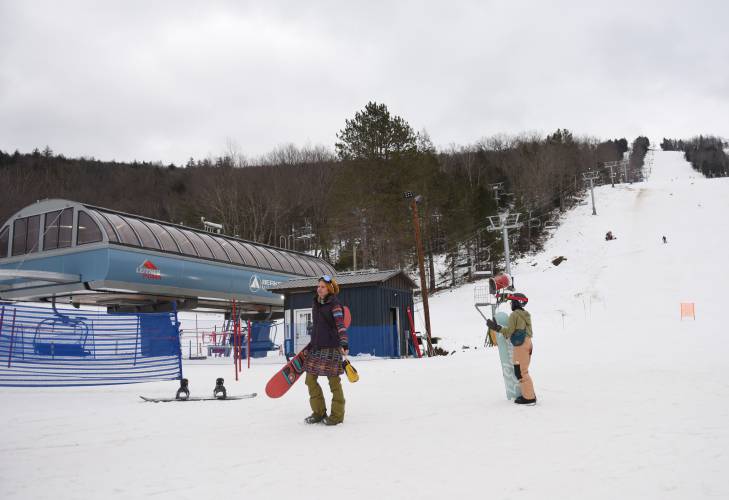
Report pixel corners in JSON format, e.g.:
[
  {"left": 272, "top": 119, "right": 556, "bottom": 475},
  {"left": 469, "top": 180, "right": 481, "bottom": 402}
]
[
  {"left": 303, "top": 275, "right": 349, "bottom": 426},
  {"left": 487, "top": 293, "right": 537, "bottom": 405}
]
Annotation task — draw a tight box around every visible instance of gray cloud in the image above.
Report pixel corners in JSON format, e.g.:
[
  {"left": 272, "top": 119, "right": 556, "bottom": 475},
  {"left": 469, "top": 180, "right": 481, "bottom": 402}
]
[{"left": 1, "top": 0, "right": 727, "bottom": 164}]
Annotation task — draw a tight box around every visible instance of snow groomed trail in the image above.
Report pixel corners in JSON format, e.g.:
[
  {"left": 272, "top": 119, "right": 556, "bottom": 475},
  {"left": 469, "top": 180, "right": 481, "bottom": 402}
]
[{"left": 1, "top": 150, "right": 728, "bottom": 499}]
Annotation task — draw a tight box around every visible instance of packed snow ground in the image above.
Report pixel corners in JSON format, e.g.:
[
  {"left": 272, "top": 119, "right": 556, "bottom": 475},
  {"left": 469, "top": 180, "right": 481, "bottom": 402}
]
[{"left": 2, "top": 150, "right": 728, "bottom": 500}]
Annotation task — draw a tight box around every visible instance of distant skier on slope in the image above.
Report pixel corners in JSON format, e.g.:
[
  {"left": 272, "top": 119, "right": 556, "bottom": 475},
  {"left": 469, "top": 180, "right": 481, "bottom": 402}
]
[
  {"left": 662, "top": 235, "right": 667, "bottom": 244},
  {"left": 487, "top": 293, "right": 537, "bottom": 405}
]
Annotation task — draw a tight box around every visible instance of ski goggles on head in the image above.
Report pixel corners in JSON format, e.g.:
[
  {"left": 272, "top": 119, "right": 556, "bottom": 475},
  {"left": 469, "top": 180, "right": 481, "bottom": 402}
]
[
  {"left": 499, "top": 292, "right": 527, "bottom": 302},
  {"left": 319, "top": 274, "right": 333, "bottom": 283},
  {"left": 505, "top": 293, "right": 528, "bottom": 303}
]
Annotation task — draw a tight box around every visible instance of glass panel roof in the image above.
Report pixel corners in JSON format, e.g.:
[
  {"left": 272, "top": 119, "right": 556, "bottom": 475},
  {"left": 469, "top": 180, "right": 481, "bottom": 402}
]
[
  {"left": 306, "top": 256, "right": 332, "bottom": 276},
  {"left": 297, "top": 255, "right": 320, "bottom": 276},
  {"left": 123, "top": 216, "right": 160, "bottom": 250},
  {"left": 89, "top": 210, "right": 118, "bottom": 242},
  {"left": 227, "top": 240, "right": 260, "bottom": 267},
  {"left": 258, "top": 246, "right": 285, "bottom": 271},
  {"left": 0, "top": 226, "right": 8, "bottom": 258},
  {"left": 268, "top": 248, "right": 299, "bottom": 274},
  {"left": 99, "top": 212, "right": 140, "bottom": 246},
  {"left": 142, "top": 221, "right": 180, "bottom": 253},
  {"left": 77, "top": 211, "right": 102, "bottom": 245},
  {"left": 164, "top": 225, "right": 196, "bottom": 256},
  {"left": 181, "top": 229, "right": 213, "bottom": 259},
  {"left": 217, "top": 238, "right": 244, "bottom": 265},
  {"left": 81, "top": 206, "right": 333, "bottom": 276},
  {"left": 198, "top": 233, "right": 230, "bottom": 262},
  {"left": 240, "top": 242, "right": 271, "bottom": 269}
]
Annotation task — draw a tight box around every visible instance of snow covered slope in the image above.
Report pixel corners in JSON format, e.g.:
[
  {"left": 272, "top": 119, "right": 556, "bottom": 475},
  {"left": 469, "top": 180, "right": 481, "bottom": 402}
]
[{"left": 1, "top": 150, "right": 727, "bottom": 500}]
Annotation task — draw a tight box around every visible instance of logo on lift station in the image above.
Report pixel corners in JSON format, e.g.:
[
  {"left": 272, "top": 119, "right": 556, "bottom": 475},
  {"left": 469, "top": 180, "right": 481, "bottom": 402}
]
[
  {"left": 249, "top": 275, "right": 261, "bottom": 292},
  {"left": 249, "top": 274, "right": 280, "bottom": 293},
  {"left": 137, "top": 260, "right": 162, "bottom": 280}
]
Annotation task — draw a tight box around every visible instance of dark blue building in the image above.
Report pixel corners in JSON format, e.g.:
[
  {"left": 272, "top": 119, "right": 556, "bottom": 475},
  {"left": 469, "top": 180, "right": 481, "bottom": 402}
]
[{"left": 268, "top": 270, "right": 418, "bottom": 358}]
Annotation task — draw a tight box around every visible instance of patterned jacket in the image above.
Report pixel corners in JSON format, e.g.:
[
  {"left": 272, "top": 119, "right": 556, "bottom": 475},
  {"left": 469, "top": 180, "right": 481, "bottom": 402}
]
[
  {"left": 305, "top": 294, "right": 349, "bottom": 377},
  {"left": 310, "top": 294, "right": 348, "bottom": 349}
]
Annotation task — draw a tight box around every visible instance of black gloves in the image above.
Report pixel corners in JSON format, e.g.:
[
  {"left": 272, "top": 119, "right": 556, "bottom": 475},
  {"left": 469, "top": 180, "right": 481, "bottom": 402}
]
[{"left": 486, "top": 318, "right": 501, "bottom": 332}]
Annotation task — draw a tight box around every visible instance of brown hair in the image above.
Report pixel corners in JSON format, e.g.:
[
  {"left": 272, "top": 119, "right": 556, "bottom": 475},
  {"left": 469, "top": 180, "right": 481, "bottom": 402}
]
[{"left": 318, "top": 277, "right": 340, "bottom": 295}]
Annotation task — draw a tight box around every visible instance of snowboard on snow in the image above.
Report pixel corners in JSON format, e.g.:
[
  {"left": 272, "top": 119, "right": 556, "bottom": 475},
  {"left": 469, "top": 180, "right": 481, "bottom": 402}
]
[
  {"left": 493, "top": 311, "right": 522, "bottom": 401},
  {"left": 265, "top": 306, "right": 351, "bottom": 399},
  {"left": 140, "top": 393, "right": 257, "bottom": 403}
]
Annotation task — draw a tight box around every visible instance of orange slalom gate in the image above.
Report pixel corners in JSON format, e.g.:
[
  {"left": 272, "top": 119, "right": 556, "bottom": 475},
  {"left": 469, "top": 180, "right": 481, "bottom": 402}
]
[{"left": 680, "top": 302, "right": 695, "bottom": 320}]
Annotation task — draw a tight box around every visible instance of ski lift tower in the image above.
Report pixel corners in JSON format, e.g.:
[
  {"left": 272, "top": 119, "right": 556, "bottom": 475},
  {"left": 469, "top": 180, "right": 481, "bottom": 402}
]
[
  {"left": 603, "top": 161, "right": 619, "bottom": 187},
  {"left": 621, "top": 159, "right": 630, "bottom": 184},
  {"left": 487, "top": 211, "right": 522, "bottom": 275},
  {"left": 582, "top": 171, "right": 600, "bottom": 216}
]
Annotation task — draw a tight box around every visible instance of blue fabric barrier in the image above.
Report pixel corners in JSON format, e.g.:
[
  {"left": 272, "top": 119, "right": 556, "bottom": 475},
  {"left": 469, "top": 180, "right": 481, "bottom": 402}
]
[{"left": 0, "top": 302, "right": 182, "bottom": 387}]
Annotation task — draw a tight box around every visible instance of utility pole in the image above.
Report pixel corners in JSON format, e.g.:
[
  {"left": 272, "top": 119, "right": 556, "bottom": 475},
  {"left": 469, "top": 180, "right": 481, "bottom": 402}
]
[
  {"left": 404, "top": 191, "right": 434, "bottom": 356},
  {"left": 582, "top": 171, "right": 600, "bottom": 216},
  {"left": 487, "top": 211, "right": 522, "bottom": 275},
  {"left": 352, "top": 240, "right": 358, "bottom": 271},
  {"left": 621, "top": 159, "right": 629, "bottom": 184}
]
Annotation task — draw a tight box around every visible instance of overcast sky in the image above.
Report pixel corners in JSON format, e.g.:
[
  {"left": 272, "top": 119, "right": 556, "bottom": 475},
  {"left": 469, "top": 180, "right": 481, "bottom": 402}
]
[{"left": 1, "top": 1, "right": 727, "bottom": 165}]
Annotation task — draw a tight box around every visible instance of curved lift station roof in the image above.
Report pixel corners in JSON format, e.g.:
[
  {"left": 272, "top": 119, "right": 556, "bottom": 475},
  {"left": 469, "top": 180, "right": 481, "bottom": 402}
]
[{"left": 0, "top": 199, "right": 334, "bottom": 317}]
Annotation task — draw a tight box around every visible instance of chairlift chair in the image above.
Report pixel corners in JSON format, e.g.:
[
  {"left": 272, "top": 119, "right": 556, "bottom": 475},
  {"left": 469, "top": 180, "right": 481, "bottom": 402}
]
[{"left": 33, "top": 310, "right": 92, "bottom": 358}]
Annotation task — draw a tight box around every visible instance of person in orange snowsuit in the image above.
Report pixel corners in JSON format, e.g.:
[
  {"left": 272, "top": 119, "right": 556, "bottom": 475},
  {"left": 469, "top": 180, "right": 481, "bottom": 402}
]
[{"left": 487, "top": 293, "right": 537, "bottom": 405}]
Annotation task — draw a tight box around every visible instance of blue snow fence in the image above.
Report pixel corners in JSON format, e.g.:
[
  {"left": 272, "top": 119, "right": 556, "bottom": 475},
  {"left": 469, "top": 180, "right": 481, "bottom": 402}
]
[{"left": 0, "top": 302, "right": 182, "bottom": 387}]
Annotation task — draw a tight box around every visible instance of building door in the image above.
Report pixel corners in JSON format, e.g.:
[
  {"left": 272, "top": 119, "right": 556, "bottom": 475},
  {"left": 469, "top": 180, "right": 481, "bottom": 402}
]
[
  {"left": 390, "top": 307, "right": 400, "bottom": 357},
  {"left": 293, "top": 308, "right": 313, "bottom": 354}
]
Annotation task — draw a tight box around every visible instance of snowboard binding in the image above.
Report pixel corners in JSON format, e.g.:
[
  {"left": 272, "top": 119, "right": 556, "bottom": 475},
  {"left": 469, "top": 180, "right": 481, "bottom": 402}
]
[
  {"left": 176, "top": 378, "right": 190, "bottom": 400},
  {"left": 291, "top": 357, "right": 305, "bottom": 374},
  {"left": 213, "top": 377, "right": 227, "bottom": 399}
]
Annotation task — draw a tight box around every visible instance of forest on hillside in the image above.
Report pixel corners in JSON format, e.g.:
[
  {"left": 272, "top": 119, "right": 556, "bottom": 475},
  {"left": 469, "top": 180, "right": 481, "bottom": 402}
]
[
  {"left": 660, "top": 136, "right": 729, "bottom": 178},
  {"left": 1, "top": 102, "right": 650, "bottom": 290}
]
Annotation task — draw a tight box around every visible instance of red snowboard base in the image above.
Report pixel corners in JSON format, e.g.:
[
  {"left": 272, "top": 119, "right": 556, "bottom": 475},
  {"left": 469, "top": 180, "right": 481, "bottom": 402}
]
[{"left": 265, "top": 347, "right": 309, "bottom": 398}]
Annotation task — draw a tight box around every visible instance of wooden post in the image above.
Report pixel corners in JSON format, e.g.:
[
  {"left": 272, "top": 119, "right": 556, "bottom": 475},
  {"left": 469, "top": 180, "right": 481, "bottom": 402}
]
[{"left": 410, "top": 198, "right": 434, "bottom": 356}]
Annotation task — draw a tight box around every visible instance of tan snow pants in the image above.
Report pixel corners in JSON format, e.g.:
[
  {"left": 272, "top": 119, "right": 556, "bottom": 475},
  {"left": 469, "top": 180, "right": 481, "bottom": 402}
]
[
  {"left": 305, "top": 373, "right": 345, "bottom": 423},
  {"left": 513, "top": 337, "right": 536, "bottom": 399}
]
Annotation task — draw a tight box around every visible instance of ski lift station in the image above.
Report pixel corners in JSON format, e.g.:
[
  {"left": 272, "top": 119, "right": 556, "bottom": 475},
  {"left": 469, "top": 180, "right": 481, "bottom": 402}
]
[
  {"left": 0, "top": 199, "right": 335, "bottom": 386},
  {"left": 268, "top": 270, "right": 418, "bottom": 358},
  {"left": 0, "top": 198, "right": 334, "bottom": 314}
]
